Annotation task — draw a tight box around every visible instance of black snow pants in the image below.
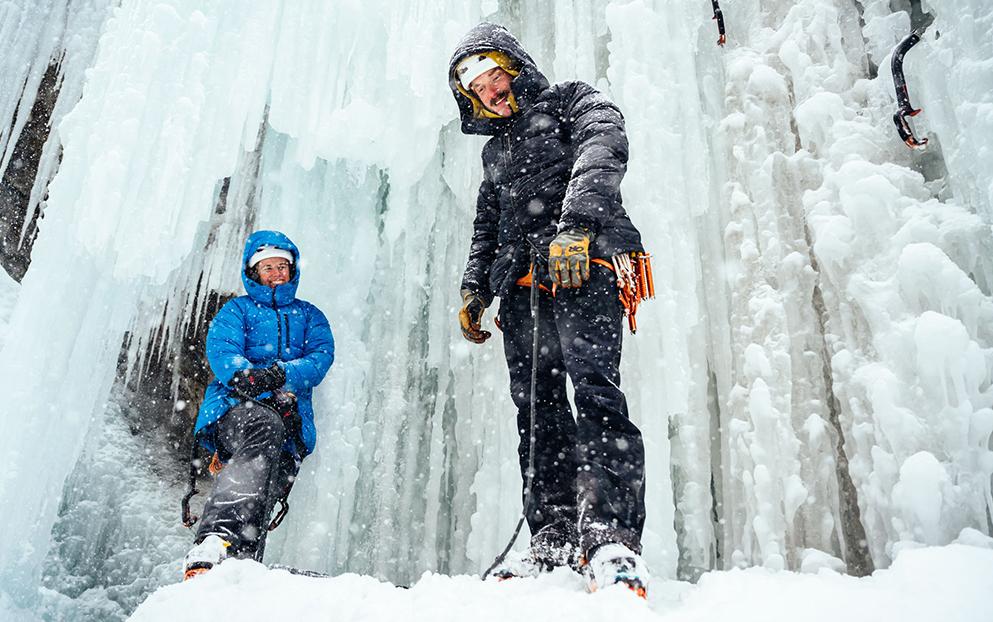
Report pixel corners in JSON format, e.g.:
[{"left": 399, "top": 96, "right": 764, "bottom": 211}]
[
  {"left": 498, "top": 263, "right": 646, "bottom": 560},
  {"left": 195, "top": 401, "right": 299, "bottom": 560}
]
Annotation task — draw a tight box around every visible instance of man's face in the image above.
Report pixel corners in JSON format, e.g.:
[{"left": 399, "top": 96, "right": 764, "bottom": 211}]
[
  {"left": 469, "top": 67, "right": 514, "bottom": 117},
  {"left": 256, "top": 257, "right": 292, "bottom": 288}
]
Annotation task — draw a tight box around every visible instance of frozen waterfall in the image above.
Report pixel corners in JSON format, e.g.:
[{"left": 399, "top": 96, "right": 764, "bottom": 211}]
[{"left": 0, "top": 0, "right": 991, "bottom": 620}]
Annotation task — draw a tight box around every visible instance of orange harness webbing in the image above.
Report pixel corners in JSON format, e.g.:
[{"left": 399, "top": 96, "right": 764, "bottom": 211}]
[{"left": 515, "top": 266, "right": 553, "bottom": 292}]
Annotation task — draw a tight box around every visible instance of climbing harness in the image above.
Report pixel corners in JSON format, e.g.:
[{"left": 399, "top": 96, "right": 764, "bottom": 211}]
[
  {"left": 514, "top": 252, "right": 655, "bottom": 334},
  {"left": 482, "top": 252, "right": 542, "bottom": 580},
  {"left": 891, "top": 29, "right": 928, "bottom": 148},
  {"left": 712, "top": 1, "right": 727, "bottom": 46},
  {"left": 514, "top": 264, "right": 553, "bottom": 293}
]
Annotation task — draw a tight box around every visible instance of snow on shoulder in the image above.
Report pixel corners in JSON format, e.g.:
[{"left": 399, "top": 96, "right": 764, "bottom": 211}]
[{"left": 130, "top": 539, "right": 993, "bottom": 622}]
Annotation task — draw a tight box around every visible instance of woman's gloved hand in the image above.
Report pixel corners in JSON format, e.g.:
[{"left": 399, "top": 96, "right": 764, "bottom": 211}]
[{"left": 229, "top": 362, "right": 286, "bottom": 397}]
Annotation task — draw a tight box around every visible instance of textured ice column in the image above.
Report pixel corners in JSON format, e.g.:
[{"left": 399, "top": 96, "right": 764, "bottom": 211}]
[
  {"left": 0, "top": 0, "right": 280, "bottom": 607},
  {"left": 710, "top": 1, "right": 826, "bottom": 570},
  {"left": 603, "top": 0, "right": 716, "bottom": 579},
  {"left": 912, "top": 0, "right": 993, "bottom": 223},
  {"left": 800, "top": 0, "right": 993, "bottom": 568},
  {"left": 1, "top": 1, "right": 69, "bottom": 174},
  {"left": 0, "top": 1, "right": 115, "bottom": 235},
  {"left": 210, "top": 0, "right": 511, "bottom": 583}
]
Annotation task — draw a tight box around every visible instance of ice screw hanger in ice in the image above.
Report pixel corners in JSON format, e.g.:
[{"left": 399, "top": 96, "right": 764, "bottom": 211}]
[
  {"left": 891, "top": 29, "right": 928, "bottom": 148},
  {"left": 712, "top": 1, "right": 726, "bottom": 46}
]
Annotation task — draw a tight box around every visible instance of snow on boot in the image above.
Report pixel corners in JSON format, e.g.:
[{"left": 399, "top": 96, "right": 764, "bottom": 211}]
[
  {"left": 583, "top": 543, "right": 649, "bottom": 598},
  {"left": 486, "top": 548, "right": 545, "bottom": 580},
  {"left": 531, "top": 538, "right": 581, "bottom": 573},
  {"left": 183, "top": 535, "right": 230, "bottom": 580}
]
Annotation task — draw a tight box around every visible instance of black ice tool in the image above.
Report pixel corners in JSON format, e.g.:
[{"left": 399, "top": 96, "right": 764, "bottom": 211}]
[
  {"left": 892, "top": 29, "right": 929, "bottom": 148},
  {"left": 712, "top": 1, "right": 727, "bottom": 46}
]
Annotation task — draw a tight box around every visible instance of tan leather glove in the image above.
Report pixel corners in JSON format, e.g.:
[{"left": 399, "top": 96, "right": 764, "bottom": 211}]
[
  {"left": 549, "top": 228, "right": 591, "bottom": 288},
  {"left": 459, "top": 289, "right": 491, "bottom": 344}
]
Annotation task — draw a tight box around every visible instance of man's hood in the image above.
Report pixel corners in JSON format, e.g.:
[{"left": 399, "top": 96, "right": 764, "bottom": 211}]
[
  {"left": 241, "top": 230, "right": 300, "bottom": 307},
  {"left": 448, "top": 22, "right": 550, "bottom": 136}
]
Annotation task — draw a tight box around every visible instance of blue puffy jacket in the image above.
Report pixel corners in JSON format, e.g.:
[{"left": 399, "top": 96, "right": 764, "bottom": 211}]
[{"left": 195, "top": 230, "right": 335, "bottom": 456}]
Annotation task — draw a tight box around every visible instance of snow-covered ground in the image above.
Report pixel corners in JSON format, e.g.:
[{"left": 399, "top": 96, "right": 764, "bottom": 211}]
[{"left": 131, "top": 538, "right": 993, "bottom": 622}]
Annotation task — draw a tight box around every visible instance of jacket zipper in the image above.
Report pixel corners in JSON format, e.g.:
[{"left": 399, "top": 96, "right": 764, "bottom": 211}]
[
  {"left": 272, "top": 288, "right": 282, "bottom": 358},
  {"left": 284, "top": 315, "right": 290, "bottom": 355},
  {"left": 504, "top": 127, "right": 538, "bottom": 258},
  {"left": 502, "top": 131, "right": 513, "bottom": 169}
]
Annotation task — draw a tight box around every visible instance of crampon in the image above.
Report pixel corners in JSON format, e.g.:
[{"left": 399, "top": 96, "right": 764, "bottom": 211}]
[{"left": 582, "top": 544, "right": 649, "bottom": 599}]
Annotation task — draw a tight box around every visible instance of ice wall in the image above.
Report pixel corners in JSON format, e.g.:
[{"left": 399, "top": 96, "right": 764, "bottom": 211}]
[
  {"left": 0, "top": 270, "right": 16, "bottom": 344},
  {"left": 0, "top": 0, "right": 991, "bottom": 619},
  {"left": 0, "top": 0, "right": 300, "bottom": 614},
  {"left": 0, "top": 0, "right": 114, "bottom": 251},
  {"left": 914, "top": 0, "right": 993, "bottom": 223}
]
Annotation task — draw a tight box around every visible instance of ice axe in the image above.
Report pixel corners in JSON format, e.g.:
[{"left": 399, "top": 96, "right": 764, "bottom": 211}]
[
  {"left": 712, "top": 1, "right": 727, "bottom": 46},
  {"left": 891, "top": 28, "right": 928, "bottom": 148}
]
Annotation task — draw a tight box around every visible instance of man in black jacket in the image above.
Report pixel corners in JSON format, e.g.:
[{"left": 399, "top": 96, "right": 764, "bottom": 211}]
[{"left": 449, "top": 23, "right": 649, "bottom": 594}]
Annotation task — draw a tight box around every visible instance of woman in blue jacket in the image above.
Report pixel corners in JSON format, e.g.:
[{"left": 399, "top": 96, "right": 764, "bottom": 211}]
[{"left": 184, "top": 230, "right": 334, "bottom": 579}]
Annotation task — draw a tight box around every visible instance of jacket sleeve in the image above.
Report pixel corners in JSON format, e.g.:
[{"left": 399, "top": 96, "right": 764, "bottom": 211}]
[
  {"left": 282, "top": 304, "right": 335, "bottom": 393},
  {"left": 460, "top": 146, "right": 501, "bottom": 306},
  {"left": 558, "top": 82, "right": 629, "bottom": 236},
  {"left": 205, "top": 299, "right": 252, "bottom": 385}
]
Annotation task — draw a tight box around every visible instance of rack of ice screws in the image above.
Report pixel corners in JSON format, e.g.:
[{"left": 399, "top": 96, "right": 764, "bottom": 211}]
[{"left": 611, "top": 252, "right": 655, "bottom": 334}]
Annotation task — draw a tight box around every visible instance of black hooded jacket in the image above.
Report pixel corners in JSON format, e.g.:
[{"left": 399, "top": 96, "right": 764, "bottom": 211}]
[{"left": 450, "top": 23, "right": 643, "bottom": 305}]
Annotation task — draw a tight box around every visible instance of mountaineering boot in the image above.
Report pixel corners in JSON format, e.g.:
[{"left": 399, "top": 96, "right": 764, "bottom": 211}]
[
  {"left": 530, "top": 533, "right": 582, "bottom": 573},
  {"left": 487, "top": 548, "right": 545, "bottom": 580},
  {"left": 489, "top": 540, "right": 581, "bottom": 580},
  {"left": 583, "top": 543, "right": 649, "bottom": 598},
  {"left": 183, "top": 535, "right": 231, "bottom": 580}
]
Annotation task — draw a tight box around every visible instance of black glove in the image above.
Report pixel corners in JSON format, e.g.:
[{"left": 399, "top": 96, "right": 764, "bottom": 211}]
[
  {"left": 229, "top": 363, "right": 286, "bottom": 397},
  {"left": 261, "top": 390, "right": 297, "bottom": 418}
]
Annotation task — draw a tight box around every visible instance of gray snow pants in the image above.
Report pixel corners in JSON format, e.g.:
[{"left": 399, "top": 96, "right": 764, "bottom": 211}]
[{"left": 195, "top": 401, "right": 298, "bottom": 560}]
